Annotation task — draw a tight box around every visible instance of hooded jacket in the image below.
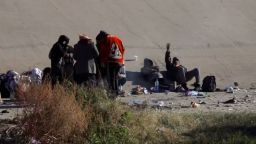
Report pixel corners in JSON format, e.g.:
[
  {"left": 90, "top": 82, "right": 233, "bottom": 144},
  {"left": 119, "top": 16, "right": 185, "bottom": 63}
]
[
  {"left": 73, "top": 39, "right": 99, "bottom": 74},
  {"left": 49, "top": 35, "right": 69, "bottom": 67}
]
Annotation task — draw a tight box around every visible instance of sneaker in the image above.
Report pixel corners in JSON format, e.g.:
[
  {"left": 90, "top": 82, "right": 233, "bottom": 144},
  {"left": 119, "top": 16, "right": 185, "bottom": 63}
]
[
  {"left": 191, "top": 83, "right": 200, "bottom": 87},
  {"left": 191, "top": 83, "right": 201, "bottom": 91}
]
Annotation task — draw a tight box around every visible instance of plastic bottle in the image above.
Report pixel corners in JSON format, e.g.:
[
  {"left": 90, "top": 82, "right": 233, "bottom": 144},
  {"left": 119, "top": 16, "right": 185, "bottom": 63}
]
[{"left": 155, "top": 78, "right": 159, "bottom": 92}]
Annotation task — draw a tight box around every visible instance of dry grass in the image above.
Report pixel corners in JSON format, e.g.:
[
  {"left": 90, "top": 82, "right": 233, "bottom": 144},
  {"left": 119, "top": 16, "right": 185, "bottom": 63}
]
[
  {"left": 2, "top": 84, "right": 256, "bottom": 144},
  {"left": 21, "top": 84, "right": 88, "bottom": 143},
  {"left": 15, "top": 83, "right": 132, "bottom": 144},
  {"left": 126, "top": 110, "right": 256, "bottom": 144}
]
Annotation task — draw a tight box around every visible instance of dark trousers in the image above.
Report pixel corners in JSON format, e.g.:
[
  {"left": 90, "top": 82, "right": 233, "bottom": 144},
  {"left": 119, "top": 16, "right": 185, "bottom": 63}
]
[
  {"left": 107, "top": 62, "right": 121, "bottom": 92},
  {"left": 51, "top": 65, "right": 63, "bottom": 87},
  {"left": 74, "top": 73, "right": 96, "bottom": 86},
  {"left": 176, "top": 68, "right": 200, "bottom": 84},
  {"left": 62, "top": 64, "right": 74, "bottom": 81},
  {"left": 175, "top": 67, "right": 200, "bottom": 90},
  {"left": 0, "top": 80, "right": 10, "bottom": 98},
  {"left": 185, "top": 68, "right": 200, "bottom": 84}
]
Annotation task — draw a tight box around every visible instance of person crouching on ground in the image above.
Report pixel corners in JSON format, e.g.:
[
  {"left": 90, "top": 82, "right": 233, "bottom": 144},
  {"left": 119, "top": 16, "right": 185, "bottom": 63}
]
[
  {"left": 73, "top": 34, "right": 99, "bottom": 85},
  {"left": 96, "top": 31, "right": 125, "bottom": 94},
  {"left": 49, "top": 35, "right": 70, "bottom": 87},
  {"left": 172, "top": 57, "right": 200, "bottom": 91}
]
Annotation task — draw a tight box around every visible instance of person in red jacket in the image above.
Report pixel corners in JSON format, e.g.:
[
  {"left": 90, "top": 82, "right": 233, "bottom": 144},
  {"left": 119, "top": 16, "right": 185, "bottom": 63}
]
[{"left": 96, "top": 31, "right": 125, "bottom": 94}]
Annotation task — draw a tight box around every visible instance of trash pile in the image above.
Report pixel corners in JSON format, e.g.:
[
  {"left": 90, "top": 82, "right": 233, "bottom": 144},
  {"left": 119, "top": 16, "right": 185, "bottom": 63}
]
[
  {"left": 128, "top": 98, "right": 171, "bottom": 109},
  {"left": 128, "top": 85, "right": 149, "bottom": 96},
  {"left": 0, "top": 68, "right": 42, "bottom": 100}
]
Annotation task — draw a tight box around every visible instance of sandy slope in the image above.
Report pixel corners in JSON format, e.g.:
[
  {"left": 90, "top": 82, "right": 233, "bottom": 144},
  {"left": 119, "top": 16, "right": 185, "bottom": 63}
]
[{"left": 0, "top": 0, "right": 256, "bottom": 88}]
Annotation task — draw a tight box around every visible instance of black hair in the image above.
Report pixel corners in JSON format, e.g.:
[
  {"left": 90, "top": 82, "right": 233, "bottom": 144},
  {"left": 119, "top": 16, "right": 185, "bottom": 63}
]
[
  {"left": 96, "top": 30, "right": 109, "bottom": 41},
  {"left": 172, "top": 57, "right": 179, "bottom": 65}
]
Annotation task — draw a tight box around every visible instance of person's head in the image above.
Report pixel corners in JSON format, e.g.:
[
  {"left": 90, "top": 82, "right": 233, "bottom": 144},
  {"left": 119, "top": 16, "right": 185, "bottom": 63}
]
[
  {"left": 172, "top": 57, "right": 180, "bottom": 66},
  {"left": 58, "top": 35, "right": 69, "bottom": 46},
  {"left": 79, "top": 34, "right": 92, "bottom": 43},
  {"left": 96, "top": 30, "right": 109, "bottom": 45}
]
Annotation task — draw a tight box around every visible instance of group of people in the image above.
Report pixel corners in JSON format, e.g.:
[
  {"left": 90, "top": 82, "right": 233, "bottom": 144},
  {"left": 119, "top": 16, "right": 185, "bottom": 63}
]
[
  {"left": 48, "top": 31, "right": 201, "bottom": 94},
  {"left": 0, "top": 33, "right": 202, "bottom": 100},
  {"left": 48, "top": 31, "right": 126, "bottom": 94}
]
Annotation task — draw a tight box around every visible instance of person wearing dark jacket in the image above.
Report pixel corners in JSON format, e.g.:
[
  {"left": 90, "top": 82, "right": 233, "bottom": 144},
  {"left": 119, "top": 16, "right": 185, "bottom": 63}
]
[
  {"left": 61, "top": 45, "right": 74, "bottom": 81},
  {"left": 49, "top": 35, "right": 69, "bottom": 87},
  {"left": 73, "top": 34, "right": 99, "bottom": 85},
  {"left": 172, "top": 57, "right": 200, "bottom": 91}
]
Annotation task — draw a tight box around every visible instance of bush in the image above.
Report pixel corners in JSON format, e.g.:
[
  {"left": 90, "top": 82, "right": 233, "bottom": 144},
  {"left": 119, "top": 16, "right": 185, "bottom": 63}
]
[
  {"left": 16, "top": 83, "right": 132, "bottom": 144},
  {"left": 2, "top": 83, "right": 256, "bottom": 144},
  {"left": 21, "top": 84, "right": 88, "bottom": 143}
]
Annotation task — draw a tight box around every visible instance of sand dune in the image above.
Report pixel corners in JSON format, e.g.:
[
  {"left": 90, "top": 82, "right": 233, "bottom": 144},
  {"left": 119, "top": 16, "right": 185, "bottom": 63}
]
[{"left": 0, "top": 0, "right": 256, "bottom": 87}]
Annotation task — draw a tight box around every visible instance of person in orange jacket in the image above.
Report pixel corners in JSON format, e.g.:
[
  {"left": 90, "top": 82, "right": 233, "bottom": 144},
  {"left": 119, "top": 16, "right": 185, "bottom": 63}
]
[{"left": 96, "top": 31, "right": 125, "bottom": 94}]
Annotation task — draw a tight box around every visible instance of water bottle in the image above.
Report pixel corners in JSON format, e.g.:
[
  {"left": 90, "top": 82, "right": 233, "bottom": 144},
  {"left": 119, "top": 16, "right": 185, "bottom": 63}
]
[{"left": 155, "top": 78, "right": 159, "bottom": 92}]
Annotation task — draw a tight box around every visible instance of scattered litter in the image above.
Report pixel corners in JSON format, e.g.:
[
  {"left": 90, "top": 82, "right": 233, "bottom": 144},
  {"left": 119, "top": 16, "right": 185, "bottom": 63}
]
[
  {"left": 191, "top": 102, "right": 200, "bottom": 108},
  {"left": 157, "top": 101, "right": 165, "bottom": 107},
  {"left": 143, "top": 88, "right": 149, "bottom": 95},
  {"left": 199, "top": 100, "right": 206, "bottom": 104},
  {"left": 226, "top": 87, "right": 234, "bottom": 93},
  {"left": 1, "top": 110, "right": 9, "bottom": 113},
  {"left": 233, "top": 82, "right": 240, "bottom": 90},
  {"left": 186, "top": 91, "right": 198, "bottom": 96},
  {"left": 128, "top": 99, "right": 146, "bottom": 106},
  {"left": 228, "top": 108, "right": 233, "bottom": 111},
  {"left": 243, "top": 95, "right": 251, "bottom": 102},
  {"left": 131, "top": 85, "right": 145, "bottom": 95},
  {"left": 134, "top": 55, "right": 138, "bottom": 61},
  {"left": 225, "top": 82, "right": 241, "bottom": 93},
  {"left": 223, "top": 98, "right": 237, "bottom": 104},
  {"left": 185, "top": 91, "right": 206, "bottom": 97},
  {"left": 149, "top": 100, "right": 166, "bottom": 107}
]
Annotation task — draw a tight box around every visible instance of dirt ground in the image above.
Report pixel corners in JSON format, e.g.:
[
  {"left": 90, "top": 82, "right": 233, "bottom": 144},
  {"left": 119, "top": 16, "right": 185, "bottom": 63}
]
[{"left": 118, "top": 88, "right": 256, "bottom": 113}]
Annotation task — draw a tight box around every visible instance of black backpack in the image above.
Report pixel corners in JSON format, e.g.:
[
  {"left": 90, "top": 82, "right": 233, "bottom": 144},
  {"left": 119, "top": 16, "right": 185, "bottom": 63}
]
[{"left": 202, "top": 76, "right": 216, "bottom": 92}]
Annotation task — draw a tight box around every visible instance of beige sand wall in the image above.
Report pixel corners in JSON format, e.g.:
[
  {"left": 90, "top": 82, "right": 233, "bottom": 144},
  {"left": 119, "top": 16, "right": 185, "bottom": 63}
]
[{"left": 0, "top": 0, "right": 256, "bottom": 87}]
